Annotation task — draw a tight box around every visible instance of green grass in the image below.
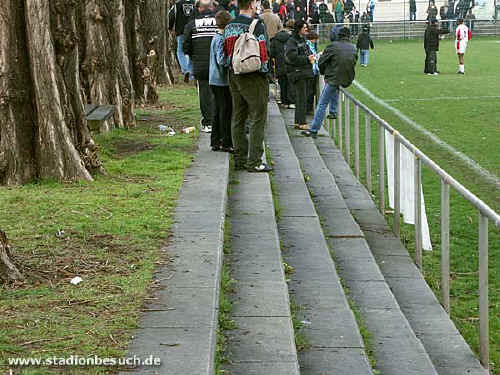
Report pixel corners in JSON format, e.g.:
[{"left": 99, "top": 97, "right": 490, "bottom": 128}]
[
  {"left": 0, "top": 81, "right": 200, "bottom": 374},
  {"left": 322, "top": 37, "right": 499, "bottom": 373}
]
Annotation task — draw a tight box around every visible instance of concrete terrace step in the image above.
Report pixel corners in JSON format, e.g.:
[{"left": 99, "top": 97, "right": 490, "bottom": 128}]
[
  {"left": 121, "top": 134, "right": 229, "bottom": 375},
  {"left": 314, "top": 134, "right": 489, "bottom": 375},
  {"left": 278, "top": 106, "right": 439, "bottom": 375},
  {"left": 223, "top": 169, "right": 300, "bottom": 375},
  {"left": 267, "top": 101, "right": 373, "bottom": 375}
]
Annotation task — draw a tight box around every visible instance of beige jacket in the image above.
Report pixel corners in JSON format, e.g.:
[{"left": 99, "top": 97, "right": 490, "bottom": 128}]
[{"left": 260, "top": 9, "right": 282, "bottom": 40}]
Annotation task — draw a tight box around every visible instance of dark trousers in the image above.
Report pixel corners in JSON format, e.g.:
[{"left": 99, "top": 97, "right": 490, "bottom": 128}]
[
  {"left": 424, "top": 50, "right": 437, "bottom": 74},
  {"left": 307, "top": 77, "right": 318, "bottom": 113},
  {"left": 287, "top": 77, "right": 296, "bottom": 104},
  {"left": 278, "top": 75, "right": 291, "bottom": 105},
  {"left": 294, "top": 78, "right": 308, "bottom": 125},
  {"left": 210, "top": 85, "right": 233, "bottom": 148},
  {"left": 197, "top": 79, "right": 215, "bottom": 127},
  {"left": 229, "top": 72, "right": 268, "bottom": 168}
]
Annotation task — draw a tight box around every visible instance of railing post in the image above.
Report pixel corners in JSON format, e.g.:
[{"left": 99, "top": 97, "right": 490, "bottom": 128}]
[
  {"left": 365, "top": 115, "right": 372, "bottom": 193},
  {"left": 345, "top": 97, "right": 350, "bottom": 164},
  {"left": 394, "top": 134, "right": 401, "bottom": 238},
  {"left": 354, "top": 104, "right": 360, "bottom": 178},
  {"left": 338, "top": 90, "right": 343, "bottom": 154},
  {"left": 479, "top": 212, "right": 489, "bottom": 370},
  {"left": 441, "top": 180, "right": 450, "bottom": 314},
  {"left": 378, "top": 124, "right": 385, "bottom": 215},
  {"left": 414, "top": 156, "right": 422, "bottom": 269}
]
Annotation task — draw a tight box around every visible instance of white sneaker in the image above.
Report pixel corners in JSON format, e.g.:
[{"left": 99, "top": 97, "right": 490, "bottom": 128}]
[
  {"left": 200, "top": 125, "right": 212, "bottom": 133},
  {"left": 288, "top": 104, "right": 296, "bottom": 109}
]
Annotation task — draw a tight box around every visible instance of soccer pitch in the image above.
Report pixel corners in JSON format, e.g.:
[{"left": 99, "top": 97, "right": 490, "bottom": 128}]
[{"left": 330, "top": 37, "right": 499, "bottom": 372}]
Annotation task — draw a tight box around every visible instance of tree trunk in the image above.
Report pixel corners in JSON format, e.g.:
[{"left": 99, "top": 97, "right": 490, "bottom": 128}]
[
  {"left": 0, "top": 231, "right": 23, "bottom": 283},
  {"left": 0, "top": 0, "right": 37, "bottom": 185},
  {"left": 80, "top": 0, "right": 135, "bottom": 130},
  {"left": 25, "top": 0, "right": 94, "bottom": 180}
]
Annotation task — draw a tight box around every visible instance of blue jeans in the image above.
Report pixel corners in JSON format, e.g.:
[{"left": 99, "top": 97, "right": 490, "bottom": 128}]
[
  {"left": 176, "top": 35, "right": 193, "bottom": 76},
  {"left": 360, "top": 49, "right": 369, "bottom": 65},
  {"left": 409, "top": 11, "right": 416, "bottom": 21},
  {"left": 309, "top": 83, "right": 338, "bottom": 134}
]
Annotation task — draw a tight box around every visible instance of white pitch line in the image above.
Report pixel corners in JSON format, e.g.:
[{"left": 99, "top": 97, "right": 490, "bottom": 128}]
[
  {"left": 384, "top": 95, "right": 500, "bottom": 103},
  {"left": 353, "top": 80, "right": 500, "bottom": 187}
]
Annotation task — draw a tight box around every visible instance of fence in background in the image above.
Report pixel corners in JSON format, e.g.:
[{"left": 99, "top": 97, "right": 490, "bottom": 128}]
[
  {"left": 313, "top": 19, "right": 500, "bottom": 42},
  {"left": 317, "top": 79, "right": 499, "bottom": 371}
]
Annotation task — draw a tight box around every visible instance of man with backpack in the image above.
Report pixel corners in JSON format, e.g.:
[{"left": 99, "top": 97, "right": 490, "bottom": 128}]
[
  {"left": 224, "top": 0, "right": 273, "bottom": 172},
  {"left": 302, "top": 27, "right": 357, "bottom": 138},
  {"left": 183, "top": 0, "right": 217, "bottom": 133}
]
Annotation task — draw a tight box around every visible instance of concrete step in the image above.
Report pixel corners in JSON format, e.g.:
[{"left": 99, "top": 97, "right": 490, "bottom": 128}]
[
  {"left": 267, "top": 101, "right": 373, "bottom": 375},
  {"left": 223, "top": 168, "right": 300, "bottom": 375},
  {"left": 278, "top": 106, "right": 440, "bottom": 375},
  {"left": 314, "top": 134, "right": 489, "bottom": 375},
  {"left": 121, "top": 134, "right": 229, "bottom": 375}
]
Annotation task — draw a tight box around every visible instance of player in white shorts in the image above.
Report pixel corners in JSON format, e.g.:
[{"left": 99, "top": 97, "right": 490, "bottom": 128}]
[{"left": 455, "top": 18, "right": 470, "bottom": 74}]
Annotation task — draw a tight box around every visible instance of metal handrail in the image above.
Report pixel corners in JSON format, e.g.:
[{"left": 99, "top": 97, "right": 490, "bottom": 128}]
[{"left": 320, "top": 82, "right": 498, "bottom": 370}]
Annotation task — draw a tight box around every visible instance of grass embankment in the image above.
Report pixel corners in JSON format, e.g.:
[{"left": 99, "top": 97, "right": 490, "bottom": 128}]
[
  {"left": 1, "top": 82, "right": 200, "bottom": 374},
  {"left": 322, "top": 37, "right": 499, "bottom": 372}
]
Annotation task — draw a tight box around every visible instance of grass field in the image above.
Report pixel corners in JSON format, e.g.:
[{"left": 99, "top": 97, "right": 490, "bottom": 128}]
[
  {"left": 324, "top": 37, "right": 499, "bottom": 373},
  {"left": 0, "top": 82, "right": 200, "bottom": 374}
]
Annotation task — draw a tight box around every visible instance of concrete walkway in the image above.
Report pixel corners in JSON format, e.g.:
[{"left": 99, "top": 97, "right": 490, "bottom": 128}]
[{"left": 121, "top": 134, "right": 229, "bottom": 375}]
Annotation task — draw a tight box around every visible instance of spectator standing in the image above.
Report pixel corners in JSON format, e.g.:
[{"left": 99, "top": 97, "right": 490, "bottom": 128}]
[
  {"left": 224, "top": 0, "right": 272, "bottom": 172},
  {"left": 310, "top": 2, "right": 320, "bottom": 24},
  {"left": 273, "top": 0, "right": 281, "bottom": 14},
  {"left": 465, "top": 9, "right": 475, "bottom": 31},
  {"left": 367, "top": 0, "right": 375, "bottom": 22},
  {"left": 168, "top": 0, "right": 196, "bottom": 82},
  {"left": 305, "top": 31, "right": 320, "bottom": 114},
  {"left": 356, "top": 24, "right": 374, "bottom": 67},
  {"left": 302, "top": 27, "right": 357, "bottom": 138},
  {"left": 333, "top": 0, "right": 345, "bottom": 23},
  {"left": 295, "top": 3, "right": 307, "bottom": 21},
  {"left": 426, "top": 1, "right": 438, "bottom": 20},
  {"left": 455, "top": 17, "right": 470, "bottom": 74},
  {"left": 447, "top": 0, "right": 456, "bottom": 31},
  {"left": 279, "top": 0, "right": 288, "bottom": 21},
  {"left": 261, "top": 0, "right": 283, "bottom": 39},
  {"left": 285, "top": 20, "right": 315, "bottom": 130},
  {"left": 184, "top": 0, "right": 217, "bottom": 133},
  {"left": 287, "top": 0, "right": 295, "bottom": 20},
  {"left": 410, "top": 0, "right": 417, "bottom": 21},
  {"left": 209, "top": 10, "right": 233, "bottom": 152},
  {"left": 440, "top": 4, "right": 449, "bottom": 30},
  {"left": 423, "top": 19, "right": 449, "bottom": 75},
  {"left": 271, "top": 20, "right": 295, "bottom": 107},
  {"left": 352, "top": 6, "right": 360, "bottom": 35},
  {"left": 319, "top": 1, "right": 335, "bottom": 23}
]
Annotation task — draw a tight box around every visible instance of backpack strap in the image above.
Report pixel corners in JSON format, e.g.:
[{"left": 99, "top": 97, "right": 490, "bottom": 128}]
[{"left": 249, "top": 19, "right": 259, "bottom": 34}]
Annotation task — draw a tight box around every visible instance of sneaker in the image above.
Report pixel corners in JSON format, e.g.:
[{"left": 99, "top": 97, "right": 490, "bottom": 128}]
[
  {"left": 248, "top": 163, "right": 273, "bottom": 173},
  {"left": 288, "top": 104, "right": 296, "bottom": 109},
  {"left": 301, "top": 130, "right": 317, "bottom": 138},
  {"left": 200, "top": 125, "right": 212, "bottom": 133},
  {"left": 433, "top": 72, "right": 439, "bottom": 75},
  {"left": 327, "top": 113, "right": 337, "bottom": 119}
]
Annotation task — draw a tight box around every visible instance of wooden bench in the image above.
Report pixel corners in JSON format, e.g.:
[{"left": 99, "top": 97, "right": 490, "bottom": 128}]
[{"left": 84, "top": 104, "right": 115, "bottom": 132}]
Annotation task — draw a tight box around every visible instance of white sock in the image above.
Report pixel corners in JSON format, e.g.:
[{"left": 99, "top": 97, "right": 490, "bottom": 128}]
[{"left": 460, "top": 64, "right": 465, "bottom": 72}]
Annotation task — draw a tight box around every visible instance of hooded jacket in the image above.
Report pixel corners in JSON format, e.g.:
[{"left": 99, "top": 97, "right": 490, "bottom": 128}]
[
  {"left": 270, "top": 29, "right": 291, "bottom": 75},
  {"left": 319, "top": 38, "right": 357, "bottom": 88},
  {"left": 183, "top": 10, "right": 217, "bottom": 80},
  {"left": 285, "top": 32, "right": 313, "bottom": 82}
]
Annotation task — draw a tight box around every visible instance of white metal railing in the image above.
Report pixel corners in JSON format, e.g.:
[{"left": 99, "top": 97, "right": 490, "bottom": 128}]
[
  {"left": 313, "top": 19, "right": 500, "bottom": 42},
  {"left": 319, "top": 82, "right": 499, "bottom": 371}
]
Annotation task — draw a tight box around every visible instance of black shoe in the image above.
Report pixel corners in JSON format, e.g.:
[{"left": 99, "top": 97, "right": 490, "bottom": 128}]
[
  {"left": 327, "top": 113, "right": 337, "bottom": 119},
  {"left": 301, "top": 130, "right": 317, "bottom": 138},
  {"left": 184, "top": 73, "right": 190, "bottom": 83},
  {"left": 456, "top": 71, "right": 465, "bottom": 75},
  {"left": 247, "top": 163, "right": 273, "bottom": 173}
]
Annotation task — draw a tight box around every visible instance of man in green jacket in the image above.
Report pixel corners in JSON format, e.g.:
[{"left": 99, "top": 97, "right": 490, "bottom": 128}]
[{"left": 302, "top": 27, "right": 357, "bottom": 138}]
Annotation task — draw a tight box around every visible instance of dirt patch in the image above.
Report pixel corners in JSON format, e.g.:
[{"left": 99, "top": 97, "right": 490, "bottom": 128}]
[{"left": 113, "top": 140, "right": 156, "bottom": 158}]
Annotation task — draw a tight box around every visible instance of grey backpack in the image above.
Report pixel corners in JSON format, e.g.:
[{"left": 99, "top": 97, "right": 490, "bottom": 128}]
[{"left": 232, "top": 19, "right": 262, "bottom": 75}]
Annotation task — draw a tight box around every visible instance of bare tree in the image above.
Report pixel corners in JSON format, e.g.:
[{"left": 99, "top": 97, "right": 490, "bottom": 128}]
[{"left": 0, "top": 231, "right": 23, "bottom": 283}]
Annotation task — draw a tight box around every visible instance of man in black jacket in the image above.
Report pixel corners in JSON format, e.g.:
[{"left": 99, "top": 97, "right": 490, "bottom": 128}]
[
  {"left": 423, "top": 19, "right": 449, "bottom": 75},
  {"left": 270, "top": 20, "right": 294, "bottom": 106},
  {"left": 184, "top": 0, "right": 217, "bottom": 132},
  {"left": 285, "top": 20, "right": 315, "bottom": 129},
  {"left": 169, "top": 0, "right": 196, "bottom": 82},
  {"left": 302, "top": 27, "right": 357, "bottom": 138}
]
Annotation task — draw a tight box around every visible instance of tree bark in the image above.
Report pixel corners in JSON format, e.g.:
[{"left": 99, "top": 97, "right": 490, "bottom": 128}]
[
  {"left": 0, "top": 0, "right": 37, "bottom": 185},
  {"left": 80, "top": 0, "right": 135, "bottom": 130},
  {"left": 0, "top": 231, "right": 23, "bottom": 283}
]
